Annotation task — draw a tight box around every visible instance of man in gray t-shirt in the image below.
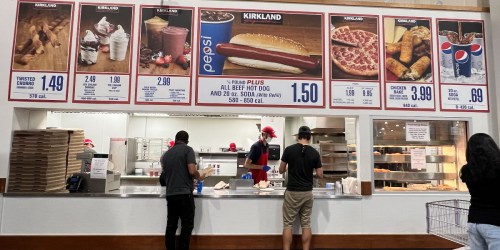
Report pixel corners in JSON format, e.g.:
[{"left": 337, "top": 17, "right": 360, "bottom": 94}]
[{"left": 161, "top": 130, "right": 206, "bottom": 250}]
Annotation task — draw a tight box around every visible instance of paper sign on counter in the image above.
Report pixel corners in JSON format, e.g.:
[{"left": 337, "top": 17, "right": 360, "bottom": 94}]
[{"left": 90, "top": 158, "right": 108, "bottom": 179}]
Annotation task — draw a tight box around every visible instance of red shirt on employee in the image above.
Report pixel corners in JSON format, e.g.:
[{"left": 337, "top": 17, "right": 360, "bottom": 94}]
[{"left": 244, "top": 126, "right": 276, "bottom": 184}]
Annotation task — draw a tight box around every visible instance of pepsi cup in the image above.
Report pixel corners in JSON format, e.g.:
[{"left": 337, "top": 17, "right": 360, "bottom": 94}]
[
  {"left": 451, "top": 43, "right": 472, "bottom": 78},
  {"left": 471, "top": 36, "right": 484, "bottom": 71},
  {"left": 197, "top": 180, "right": 204, "bottom": 193},
  {"left": 198, "top": 12, "right": 234, "bottom": 75},
  {"left": 438, "top": 35, "right": 453, "bottom": 68}
]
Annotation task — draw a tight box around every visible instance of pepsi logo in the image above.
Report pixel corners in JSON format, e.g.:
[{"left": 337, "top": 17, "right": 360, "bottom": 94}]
[
  {"left": 441, "top": 42, "right": 452, "bottom": 54},
  {"left": 455, "top": 50, "right": 469, "bottom": 64},
  {"left": 471, "top": 43, "right": 483, "bottom": 56}
]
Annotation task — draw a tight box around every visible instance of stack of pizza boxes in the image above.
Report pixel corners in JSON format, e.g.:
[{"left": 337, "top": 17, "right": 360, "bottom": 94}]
[{"left": 8, "top": 129, "right": 84, "bottom": 192}]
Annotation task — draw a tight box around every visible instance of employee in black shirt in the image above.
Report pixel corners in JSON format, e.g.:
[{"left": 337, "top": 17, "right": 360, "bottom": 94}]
[
  {"left": 279, "top": 126, "right": 323, "bottom": 250},
  {"left": 161, "top": 131, "right": 207, "bottom": 250},
  {"left": 460, "top": 133, "right": 500, "bottom": 250}
]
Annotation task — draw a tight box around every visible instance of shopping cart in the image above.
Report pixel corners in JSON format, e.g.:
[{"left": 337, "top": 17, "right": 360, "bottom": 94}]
[{"left": 426, "top": 199, "right": 470, "bottom": 249}]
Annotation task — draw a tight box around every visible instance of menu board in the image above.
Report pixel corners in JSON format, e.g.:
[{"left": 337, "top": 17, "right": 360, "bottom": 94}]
[
  {"left": 8, "top": 1, "right": 74, "bottom": 102},
  {"left": 195, "top": 9, "right": 325, "bottom": 107},
  {"left": 330, "top": 14, "right": 381, "bottom": 109},
  {"left": 135, "top": 6, "right": 194, "bottom": 105},
  {"left": 437, "top": 19, "right": 489, "bottom": 112},
  {"left": 72, "top": 3, "right": 134, "bottom": 103},
  {"left": 383, "top": 16, "right": 435, "bottom": 111}
]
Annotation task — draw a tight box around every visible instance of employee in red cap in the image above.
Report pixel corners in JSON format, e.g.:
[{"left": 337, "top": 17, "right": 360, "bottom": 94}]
[
  {"left": 244, "top": 126, "right": 276, "bottom": 184},
  {"left": 83, "top": 139, "right": 97, "bottom": 154},
  {"left": 229, "top": 142, "right": 237, "bottom": 152}
]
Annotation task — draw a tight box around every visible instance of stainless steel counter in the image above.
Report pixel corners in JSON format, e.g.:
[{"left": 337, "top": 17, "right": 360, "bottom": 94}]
[{"left": 4, "top": 186, "right": 362, "bottom": 199}]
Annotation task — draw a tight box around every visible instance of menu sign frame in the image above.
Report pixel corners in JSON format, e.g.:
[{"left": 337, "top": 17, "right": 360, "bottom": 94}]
[
  {"left": 329, "top": 13, "right": 381, "bottom": 110},
  {"left": 195, "top": 8, "right": 326, "bottom": 108},
  {"left": 135, "top": 5, "right": 194, "bottom": 105},
  {"left": 382, "top": 15, "right": 436, "bottom": 111},
  {"left": 8, "top": 1, "right": 75, "bottom": 102},
  {"left": 72, "top": 2, "right": 135, "bottom": 104},
  {"left": 436, "top": 18, "right": 489, "bottom": 112}
]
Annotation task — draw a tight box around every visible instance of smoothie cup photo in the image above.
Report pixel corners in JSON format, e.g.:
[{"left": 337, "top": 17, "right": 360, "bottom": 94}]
[
  {"left": 199, "top": 11, "right": 234, "bottom": 75},
  {"left": 162, "top": 26, "right": 189, "bottom": 61},
  {"left": 144, "top": 16, "right": 169, "bottom": 51}
]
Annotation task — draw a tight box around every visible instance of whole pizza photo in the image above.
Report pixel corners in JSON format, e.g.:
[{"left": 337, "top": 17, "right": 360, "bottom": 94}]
[
  {"left": 383, "top": 16, "right": 433, "bottom": 83},
  {"left": 330, "top": 14, "right": 379, "bottom": 81}
]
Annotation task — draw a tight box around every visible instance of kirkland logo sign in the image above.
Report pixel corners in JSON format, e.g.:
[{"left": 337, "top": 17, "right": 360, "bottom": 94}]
[
  {"left": 343, "top": 16, "right": 364, "bottom": 22},
  {"left": 395, "top": 19, "right": 417, "bottom": 25},
  {"left": 155, "top": 8, "right": 179, "bottom": 16},
  {"left": 96, "top": 6, "right": 119, "bottom": 13},
  {"left": 33, "top": 3, "right": 57, "bottom": 9},
  {"left": 241, "top": 12, "right": 283, "bottom": 25}
]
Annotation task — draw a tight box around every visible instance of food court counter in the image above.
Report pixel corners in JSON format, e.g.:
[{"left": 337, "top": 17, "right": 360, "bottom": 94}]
[{"left": 3, "top": 186, "right": 362, "bottom": 199}]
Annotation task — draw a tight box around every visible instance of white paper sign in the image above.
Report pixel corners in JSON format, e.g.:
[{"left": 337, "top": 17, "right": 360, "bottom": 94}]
[
  {"left": 90, "top": 158, "right": 109, "bottom": 179},
  {"left": 406, "top": 122, "right": 430, "bottom": 141},
  {"left": 331, "top": 82, "right": 380, "bottom": 108},
  {"left": 196, "top": 77, "right": 324, "bottom": 107},
  {"left": 440, "top": 85, "right": 488, "bottom": 111},
  {"left": 410, "top": 148, "right": 426, "bottom": 169}
]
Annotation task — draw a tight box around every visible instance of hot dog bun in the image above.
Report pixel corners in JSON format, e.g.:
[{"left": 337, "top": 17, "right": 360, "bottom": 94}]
[{"left": 222, "top": 33, "right": 313, "bottom": 74}]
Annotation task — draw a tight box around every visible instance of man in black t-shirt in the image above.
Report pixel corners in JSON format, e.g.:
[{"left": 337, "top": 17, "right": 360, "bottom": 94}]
[
  {"left": 161, "top": 130, "right": 206, "bottom": 250},
  {"left": 279, "top": 126, "right": 323, "bottom": 250}
]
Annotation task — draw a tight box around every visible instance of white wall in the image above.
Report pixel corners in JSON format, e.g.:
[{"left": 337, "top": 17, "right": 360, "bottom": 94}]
[
  {"left": 0, "top": 193, "right": 469, "bottom": 235},
  {"left": 46, "top": 112, "right": 129, "bottom": 153},
  {"left": 128, "top": 116, "right": 260, "bottom": 152}
]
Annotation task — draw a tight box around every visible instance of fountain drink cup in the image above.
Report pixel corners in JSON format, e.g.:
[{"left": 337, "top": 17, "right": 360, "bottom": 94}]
[
  {"left": 451, "top": 43, "right": 472, "bottom": 78},
  {"left": 438, "top": 35, "right": 453, "bottom": 68},
  {"left": 471, "top": 35, "right": 484, "bottom": 71},
  {"left": 144, "top": 16, "right": 168, "bottom": 51},
  {"left": 161, "top": 26, "right": 189, "bottom": 61},
  {"left": 198, "top": 12, "right": 234, "bottom": 75}
]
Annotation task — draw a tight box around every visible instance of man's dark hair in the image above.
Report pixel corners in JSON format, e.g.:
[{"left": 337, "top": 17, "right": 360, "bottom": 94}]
[
  {"left": 298, "top": 126, "right": 311, "bottom": 140},
  {"left": 175, "top": 130, "right": 189, "bottom": 143}
]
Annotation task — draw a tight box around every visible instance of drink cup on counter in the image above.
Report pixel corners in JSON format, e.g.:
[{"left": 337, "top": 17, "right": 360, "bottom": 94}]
[
  {"left": 144, "top": 16, "right": 169, "bottom": 51},
  {"left": 451, "top": 43, "right": 472, "bottom": 78},
  {"left": 161, "top": 26, "right": 189, "bottom": 61},
  {"left": 325, "top": 182, "right": 334, "bottom": 189},
  {"left": 199, "top": 11, "right": 234, "bottom": 75},
  {"left": 197, "top": 180, "right": 204, "bottom": 193}
]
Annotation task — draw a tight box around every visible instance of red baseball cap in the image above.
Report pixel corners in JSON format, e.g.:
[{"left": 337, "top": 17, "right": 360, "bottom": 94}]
[
  {"left": 261, "top": 126, "right": 277, "bottom": 138},
  {"left": 169, "top": 140, "right": 175, "bottom": 147},
  {"left": 229, "top": 142, "right": 236, "bottom": 149},
  {"left": 84, "top": 138, "right": 94, "bottom": 147}
]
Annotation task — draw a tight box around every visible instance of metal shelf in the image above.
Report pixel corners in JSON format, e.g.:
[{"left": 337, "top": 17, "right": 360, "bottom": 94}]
[
  {"left": 374, "top": 172, "right": 457, "bottom": 181},
  {"left": 349, "top": 154, "right": 455, "bottom": 163}
]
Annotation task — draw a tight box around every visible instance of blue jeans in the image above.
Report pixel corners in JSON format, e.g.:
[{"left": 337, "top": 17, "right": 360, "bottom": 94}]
[
  {"left": 468, "top": 223, "right": 500, "bottom": 250},
  {"left": 166, "top": 194, "right": 195, "bottom": 250}
]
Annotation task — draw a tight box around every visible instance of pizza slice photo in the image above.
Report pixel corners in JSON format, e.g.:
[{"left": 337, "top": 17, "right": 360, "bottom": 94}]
[{"left": 330, "top": 16, "right": 380, "bottom": 81}]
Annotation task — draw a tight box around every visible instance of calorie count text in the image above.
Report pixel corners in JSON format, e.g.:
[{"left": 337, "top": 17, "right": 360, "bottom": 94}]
[{"left": 208, "top": 79, "right": 320, "bottom": 105}]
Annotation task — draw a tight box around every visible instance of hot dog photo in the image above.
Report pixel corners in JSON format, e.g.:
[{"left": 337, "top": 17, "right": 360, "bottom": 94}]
[
  {"left": 330, "top": 15, "right": 379, "bottom": 81},
  {"left": 383, "top": 17, "right": 433, "bottom": 83},
  {"left": 198, "top": 9, "right": 323, "bottom": 77}
]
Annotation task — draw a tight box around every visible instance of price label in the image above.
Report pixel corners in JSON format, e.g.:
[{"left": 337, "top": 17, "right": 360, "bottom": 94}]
[
  {"left": 74, "top": 74, "right": 130, "bottom": 102},
  {"left": 136, "top": 76, "right": 190, "bottom": 104},
  {"left": 440, "top": 85, "right": 488, "bottom": 111},
  {"left": 385, "top": 83, "right": 435, "bottom": 110},
  {"left": 197, "top": 78, "right": 324, "bottom": 107},
  {"left": 9, "top": 72, "right": 67, "bottom": 101},
  {"left": 331, "top": 82, "right": 380, "bottom": 108}
]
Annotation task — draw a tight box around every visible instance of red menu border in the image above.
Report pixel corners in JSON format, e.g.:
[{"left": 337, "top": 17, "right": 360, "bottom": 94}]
[
  {"left": 8, "top": 0, "right": 75, "bottom": 103},
  {"left": 72, "top": 2, "right": 135, "bottom": 104},
  {"left": 194, "top": 7, "right": 326, "bottom": 109}
]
